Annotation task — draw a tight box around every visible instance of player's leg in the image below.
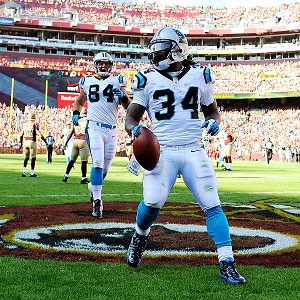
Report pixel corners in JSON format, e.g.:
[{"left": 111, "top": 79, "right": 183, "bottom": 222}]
[
  {"left": 79, "top": 140, "right": 89, "bottom": 184},
  {"left": 182, "top": 147, "right": 245, "bottom": 284},
  {"left": 62, "top": 142, "right": 78, "bottom": 182},
  {"left": 103, "top": 128, "right": 118, "bottom": 179},
  {"left": 29, "top": 142, "right": 38, "bottom": 177},
  {"left": 22, "top": 141, "right": 30, "bottom": 177},
  {"left": 226, "top": 146, "right": 233, "bottom": 170},
  {"left": 127, "top": 148, "right": 178, "bottom": 268},
  {"left": 87, "top": 124, "right": 106, "bottom": 218},
  {"left": 48, "top": 145, "right": 53, "bottom": 163}
]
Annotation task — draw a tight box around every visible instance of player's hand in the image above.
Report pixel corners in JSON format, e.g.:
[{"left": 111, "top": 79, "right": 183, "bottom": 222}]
[
  {"left": 112, "top": 88, "right": 124, "bottom": 98},
  {"left": 131, "top": 124, "right": 146, "bottom": 140},
  {"left": 201, "top": 119, "right": 220, "bottom": 136},
  {"left": 72, "top": 110, "right": 81, "bottom": 126}
]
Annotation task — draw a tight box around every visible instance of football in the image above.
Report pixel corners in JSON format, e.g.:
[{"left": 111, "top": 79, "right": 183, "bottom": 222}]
[{"left": 133, "top": 127, "right": 160, "bottom": 171}]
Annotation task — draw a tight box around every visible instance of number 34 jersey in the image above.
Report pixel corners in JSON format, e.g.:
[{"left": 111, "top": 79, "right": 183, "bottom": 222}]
[
  {"left": 131, "top": 65, "right": 215, "bottom": 146},
  {"left": 79, "top": 74, "right": 126, "bottom": 125}
]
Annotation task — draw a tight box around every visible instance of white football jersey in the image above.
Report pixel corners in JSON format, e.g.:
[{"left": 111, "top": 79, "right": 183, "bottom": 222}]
[
  {"left": 79, "top": 74, "right": 126, "bottom": 125},
  {"left": 131, "top": 65, "right": 215, "bottom": 146}
]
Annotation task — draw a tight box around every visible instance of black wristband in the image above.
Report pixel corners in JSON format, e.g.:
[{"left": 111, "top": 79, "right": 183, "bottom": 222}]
[
  {"left": 73, "top": 110, "right": 80, "bottom": 116},
  {"left": 120, "top": 96, "right": 128, "bottom": 104}
]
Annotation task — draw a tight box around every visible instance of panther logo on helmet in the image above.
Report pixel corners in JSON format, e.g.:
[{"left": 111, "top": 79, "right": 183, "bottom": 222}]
[
  {"left": 93, "top": 52, "right": 114, "bottom": 77},
  {"left": 148, "top": 27, "right": 189, "bottom": 71}
]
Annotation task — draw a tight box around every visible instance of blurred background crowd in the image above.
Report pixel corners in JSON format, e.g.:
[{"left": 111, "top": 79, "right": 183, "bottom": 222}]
[{"left": 1, "top": 101, "right": 299, "bottom": 162}]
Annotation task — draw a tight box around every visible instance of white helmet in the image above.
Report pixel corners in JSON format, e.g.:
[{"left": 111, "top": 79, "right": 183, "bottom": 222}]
[
  {"left": 148, "top": 27, "right": 189, "bottom": 70},
  {"left": 93, "top": 52, "right": 114, "bottom": 76}
]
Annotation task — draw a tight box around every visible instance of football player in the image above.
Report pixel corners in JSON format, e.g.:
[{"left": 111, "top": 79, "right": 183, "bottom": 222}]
[
  {"left": 125, "top": 27, "right": 245, "bottom": 285},
  {"left": 63, "top": 107, "right": 90, "bottom": 184},
  {"left": 72, "top": 52, "right": 131, "bottom": 218},
  {"left": 19, "top": 113, "right": 47, "bottom": 177},
  {"left": 223, "top": 124, "right": 237, "bottom": 170}
]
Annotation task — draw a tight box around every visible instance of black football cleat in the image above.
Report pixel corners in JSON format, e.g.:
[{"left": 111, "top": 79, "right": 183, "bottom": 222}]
[
  {"left": 219, "top": 258, "right": 246, "bottom": 285},
  {"left": 80, "top": 178, "right": 89, "bottom": 184},
  {"left": 92, "top": 199, "right": 103, "bottom": 218},
  {"left": 126, "top": 231, "right": 149, "bottom": 268},
  {"left": 29, "top": 173, "right": 39, "bottom": 177}
]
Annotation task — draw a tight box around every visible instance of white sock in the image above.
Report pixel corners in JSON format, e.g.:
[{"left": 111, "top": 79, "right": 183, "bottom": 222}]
[
  {"left": 217, "top": 246, "right": 234, "bottom": 262},
  {"left": 23, "top": 167, "right": 26, "bottom": 173},
  {"left": 135, "top": 224, "right": 150, "bottom": 237},
  {"left": 92, "top": 185, "right": 102, "bottom": 200}
]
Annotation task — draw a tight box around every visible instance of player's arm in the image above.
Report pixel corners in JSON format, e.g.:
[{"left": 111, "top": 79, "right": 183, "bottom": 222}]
[
  {"left": 34, "top": 123, "right": 46, "bottom": 144},
  {"left": 39, "top": 132, "right": 47, "bottom": 145},
  {"left": 113, "top": 74, "right": 132, "bottom": 109},
  {"left": 19, "top": 129, "right": 24, "bottom": 149},
  {"left": 201, "top": 99, "right": 221, "bottom": 124},
  {"left": 125, "top": 103, "right": 146, "bottom": 137},
  {"left": 64, "top": 126, "right": 75, "bottom": 147},
  {"left": 201, "top": 99, "right": 221, "bottom": 136},
  {"left": 119, "top": 86, "right": 132, "bottom": 109},
  {"left": 73, "top": 87, "right": 87, "bottom": 125},
  {"left": 73, "top": 88, "right": 86, "bottom": 113}
]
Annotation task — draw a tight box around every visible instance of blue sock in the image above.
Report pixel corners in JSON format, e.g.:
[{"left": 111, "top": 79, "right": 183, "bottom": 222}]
[
  {"left": 205, "top": 205, "right": 232, "bottom": 249},
  {"left": 136, "top": 200, "right": 160, "bottom": 230},
  {"left": 90, "top": 167, "right": 103, "bottom": 185}
]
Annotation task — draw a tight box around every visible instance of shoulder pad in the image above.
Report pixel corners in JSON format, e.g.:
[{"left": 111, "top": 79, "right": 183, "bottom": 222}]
[
  {"left": 132, "top": 71, "right": 148, "bottom": 89},
  {"left": 203, "top": 66, "right": 213, "bottom": 84},
  {"left": 118, "top": 74, "right": 126, "bottom": 85},
  {"left": 78, "top": 76, "right": 85, "bottom": 87}
]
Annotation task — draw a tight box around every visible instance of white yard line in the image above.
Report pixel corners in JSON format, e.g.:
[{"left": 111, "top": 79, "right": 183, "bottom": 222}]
[{"left": 1, "top": 191, "right": 300, "bottom": 198}]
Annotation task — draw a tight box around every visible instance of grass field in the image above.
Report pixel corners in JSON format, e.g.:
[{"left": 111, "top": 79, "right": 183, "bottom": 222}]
[{"left": 0, "top": 154, "right": 300, "bottom": 300}]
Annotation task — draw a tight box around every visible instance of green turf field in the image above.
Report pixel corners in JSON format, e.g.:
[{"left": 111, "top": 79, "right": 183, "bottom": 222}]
[{"left": 0, "top": 154, "right": 300, "bottom": 300}]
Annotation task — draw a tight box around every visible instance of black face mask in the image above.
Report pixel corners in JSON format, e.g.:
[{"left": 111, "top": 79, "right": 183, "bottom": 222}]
[{"left": 148, "top": 51, "right": 169, "bottom": 64}]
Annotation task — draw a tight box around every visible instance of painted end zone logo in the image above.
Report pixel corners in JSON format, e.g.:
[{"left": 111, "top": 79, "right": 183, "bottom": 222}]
[{"left": 1, "top": 201, "right": 300, "bottom": 266}]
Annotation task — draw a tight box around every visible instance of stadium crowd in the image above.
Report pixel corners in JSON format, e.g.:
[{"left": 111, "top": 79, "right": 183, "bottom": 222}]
[
  {"left": 1, "top": 101, "right": 299, "bottom": 163},
  {"left": 1, "top": 0, "right": 300, "bottom": 29},
  {"left": 1, "top": 54, "right": 300, "bottom": 93},
  {"left": 0, "top": 1, "right": 299, "bottom": 162}
]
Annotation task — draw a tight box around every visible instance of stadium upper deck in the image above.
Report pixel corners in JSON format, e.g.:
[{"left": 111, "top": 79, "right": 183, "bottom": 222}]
[{"left": 0, "top": 1, "right": 299, "bottom": 62}]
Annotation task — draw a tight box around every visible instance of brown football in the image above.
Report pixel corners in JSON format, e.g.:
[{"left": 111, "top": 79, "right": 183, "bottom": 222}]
[{"left": 133, "top": 127, "right": 160, "bottom": 171}]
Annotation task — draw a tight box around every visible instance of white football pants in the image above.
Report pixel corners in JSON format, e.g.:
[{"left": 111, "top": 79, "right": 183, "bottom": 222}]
[{"left": 143, "top": 142, "right": 220, "bottom": 210}]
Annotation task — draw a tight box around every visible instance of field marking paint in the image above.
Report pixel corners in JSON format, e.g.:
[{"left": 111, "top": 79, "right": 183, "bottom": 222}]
[{"left": 9, "top": 222, "right": 299, "bottom": 256}]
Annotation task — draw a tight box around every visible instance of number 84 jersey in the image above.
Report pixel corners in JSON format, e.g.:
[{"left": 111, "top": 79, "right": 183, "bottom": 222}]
[
  {"left": 79, "top": 74, "right": 126, "bottom": 124},
  {"left": 131, "top": 65, "right": 215, "bottom": 146}
]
